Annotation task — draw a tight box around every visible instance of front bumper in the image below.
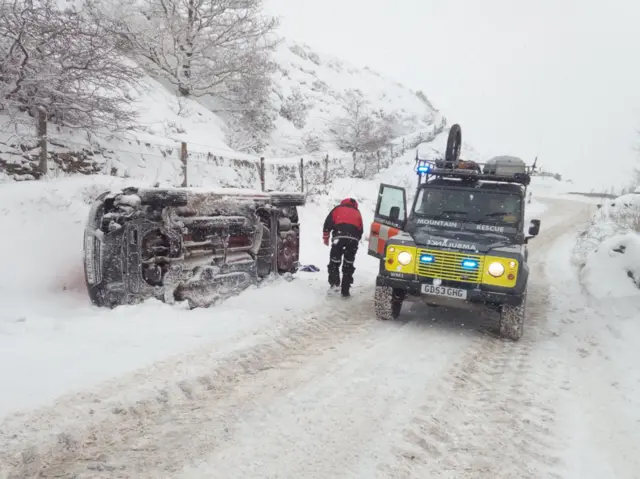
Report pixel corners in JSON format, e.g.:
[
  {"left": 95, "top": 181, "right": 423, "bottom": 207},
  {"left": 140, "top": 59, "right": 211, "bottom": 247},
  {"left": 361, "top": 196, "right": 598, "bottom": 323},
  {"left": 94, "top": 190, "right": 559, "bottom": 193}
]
[{"left": 376, "top": 275, "right": 524, "bottom": 306}]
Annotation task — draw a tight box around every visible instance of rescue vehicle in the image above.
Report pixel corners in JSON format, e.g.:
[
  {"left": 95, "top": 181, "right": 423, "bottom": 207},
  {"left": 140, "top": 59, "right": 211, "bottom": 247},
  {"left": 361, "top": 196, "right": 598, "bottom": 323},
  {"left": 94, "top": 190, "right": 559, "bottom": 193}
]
[{"left": 368, "top": 124, "right": 541, "bottom": 340}]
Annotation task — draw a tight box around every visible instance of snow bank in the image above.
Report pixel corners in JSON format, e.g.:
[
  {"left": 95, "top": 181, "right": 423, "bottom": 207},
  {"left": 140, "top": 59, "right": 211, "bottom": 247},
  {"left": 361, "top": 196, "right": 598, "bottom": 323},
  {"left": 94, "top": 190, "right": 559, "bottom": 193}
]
[
  {"left": 580, "top": 233, "right": 640, "bottom": 298},
  {"left": 573, "top": 190, "right": 640, "bottom": 298},
  {"left": 0, "top": 174, "right": 382, "bottom": 420},
  {"left": 598, "top": 191, "right": 640, "bottom": 213},
  {"left": 575, "top": 193, "right": 640, "bottom": 263},
  {"left": 542, "top": 229, "right": 640, "bottom": 478}
]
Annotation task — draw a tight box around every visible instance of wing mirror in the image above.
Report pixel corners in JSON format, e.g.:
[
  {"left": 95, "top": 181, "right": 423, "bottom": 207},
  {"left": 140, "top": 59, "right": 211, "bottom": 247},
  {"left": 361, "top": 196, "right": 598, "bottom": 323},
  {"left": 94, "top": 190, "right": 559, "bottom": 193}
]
[
  {"left": 525, "top": 219, "right": 541, "bottom": 242},
  {"left": 389, "top": 206, "right": 400, "bottom": 221}
]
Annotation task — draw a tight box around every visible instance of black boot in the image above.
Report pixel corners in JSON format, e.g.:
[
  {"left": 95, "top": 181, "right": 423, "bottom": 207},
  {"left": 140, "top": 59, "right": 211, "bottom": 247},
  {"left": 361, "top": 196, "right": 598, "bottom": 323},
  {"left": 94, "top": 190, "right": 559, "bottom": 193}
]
[
  {"left": 341, "top": 260, "right": 355, "bottom": 297},
  {"left": 341, "top": 270, "right": 353, "bottom": 296},
  {"left": 328, "top": 261, "right": 341, "bottom": 288}
]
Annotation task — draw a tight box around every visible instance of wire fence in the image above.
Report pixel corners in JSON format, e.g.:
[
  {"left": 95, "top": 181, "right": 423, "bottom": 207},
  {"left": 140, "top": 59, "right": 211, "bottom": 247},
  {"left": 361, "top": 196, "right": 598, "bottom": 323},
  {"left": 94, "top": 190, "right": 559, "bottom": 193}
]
[{"left": 0, "top": 115, "right": 444, "bottom": 194}]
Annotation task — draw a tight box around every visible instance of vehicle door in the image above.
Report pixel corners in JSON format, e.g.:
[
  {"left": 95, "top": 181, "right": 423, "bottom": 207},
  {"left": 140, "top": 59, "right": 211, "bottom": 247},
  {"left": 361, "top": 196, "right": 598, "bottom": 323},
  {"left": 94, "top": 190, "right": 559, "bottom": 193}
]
[{"left": 368, "top": 183, "right": 407, "bottom": 259}]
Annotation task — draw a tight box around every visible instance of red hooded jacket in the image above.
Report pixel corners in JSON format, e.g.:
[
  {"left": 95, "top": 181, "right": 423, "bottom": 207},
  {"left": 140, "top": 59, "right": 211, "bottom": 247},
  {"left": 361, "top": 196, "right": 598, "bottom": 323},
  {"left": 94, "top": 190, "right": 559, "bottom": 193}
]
[{"left": 323, "top": 198, "right": 363, "bottom": 242}]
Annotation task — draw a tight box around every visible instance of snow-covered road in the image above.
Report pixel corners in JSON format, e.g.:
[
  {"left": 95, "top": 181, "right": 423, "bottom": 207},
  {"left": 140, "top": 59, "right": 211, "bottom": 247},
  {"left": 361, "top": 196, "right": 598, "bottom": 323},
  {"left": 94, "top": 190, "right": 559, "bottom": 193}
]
[{"left": 2, "top": 197, "right": 639, "bottom": 479}]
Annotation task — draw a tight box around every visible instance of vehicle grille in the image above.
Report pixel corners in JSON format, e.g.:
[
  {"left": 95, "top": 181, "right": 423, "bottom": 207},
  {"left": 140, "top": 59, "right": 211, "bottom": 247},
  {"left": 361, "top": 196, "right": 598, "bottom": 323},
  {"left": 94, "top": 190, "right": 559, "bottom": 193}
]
[{"left": 416, "top": 249, "right": 484, "bottom": 283}]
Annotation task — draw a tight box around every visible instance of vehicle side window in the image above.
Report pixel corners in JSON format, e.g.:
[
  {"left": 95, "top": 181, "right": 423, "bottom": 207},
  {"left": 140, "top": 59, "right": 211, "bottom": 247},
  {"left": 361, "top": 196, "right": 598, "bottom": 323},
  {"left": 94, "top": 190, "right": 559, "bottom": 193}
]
[{"left": 378, "top": 186, "right": 405, "bottom": 219}]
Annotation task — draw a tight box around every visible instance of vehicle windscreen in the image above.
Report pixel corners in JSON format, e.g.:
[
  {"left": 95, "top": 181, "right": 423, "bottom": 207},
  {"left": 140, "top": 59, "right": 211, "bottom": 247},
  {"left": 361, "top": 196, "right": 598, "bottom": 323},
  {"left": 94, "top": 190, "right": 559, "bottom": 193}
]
[{"left": 413, "top": 187, "right": 522, "bottom": 226}]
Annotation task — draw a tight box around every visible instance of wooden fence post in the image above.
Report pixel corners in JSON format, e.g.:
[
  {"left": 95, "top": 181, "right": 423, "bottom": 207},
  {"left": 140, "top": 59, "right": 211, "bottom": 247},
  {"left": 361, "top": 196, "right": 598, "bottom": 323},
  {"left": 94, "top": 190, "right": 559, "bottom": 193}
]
[
  {"left": 180, "top": 142, "right": 188, "bottom": 187},
  {"left": 323, "top": 154, "right": 329, "bottom": 184},
  {"left": 37, "top": 107, "right": 47, "bottom": 178},
  {"left": 259, "top": 157, "right": 265, "bottom": 191},
  {"left": 352, "top": 150, "right": 357, "bottom": 175},
  {"left": 299, "top": 158, "right": 304, "bottom": 192}
]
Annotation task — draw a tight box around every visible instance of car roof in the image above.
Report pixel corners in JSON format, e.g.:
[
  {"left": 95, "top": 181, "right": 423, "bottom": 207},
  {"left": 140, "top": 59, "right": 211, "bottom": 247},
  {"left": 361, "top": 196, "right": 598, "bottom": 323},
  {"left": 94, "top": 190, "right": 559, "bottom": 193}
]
[{"left": 422, "top": 178, "right": 524, "bottom": 194}]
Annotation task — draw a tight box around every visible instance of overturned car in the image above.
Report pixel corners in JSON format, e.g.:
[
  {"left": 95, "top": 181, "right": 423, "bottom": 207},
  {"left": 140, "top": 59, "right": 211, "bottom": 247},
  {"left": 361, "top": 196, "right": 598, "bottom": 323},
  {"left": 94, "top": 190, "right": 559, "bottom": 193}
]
[{"left": 83, "top": 186, "right": 305, "bottom": 308}]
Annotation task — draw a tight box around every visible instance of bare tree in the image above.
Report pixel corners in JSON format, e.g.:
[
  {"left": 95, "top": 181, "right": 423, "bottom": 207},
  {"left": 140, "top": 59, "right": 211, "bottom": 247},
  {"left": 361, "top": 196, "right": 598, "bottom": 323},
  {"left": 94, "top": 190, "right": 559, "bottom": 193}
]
[
  {"left": 220, "top": 48, "right": 277, "bottom": 153},
  {"left": 0, "top": 0, "right": 140, "bottom": 131},
  {"left": 329, "top": 89, "right": 372, "bottom": 154},
  {"left": 329, "top": 89, "right": 398, "bottom": 172},
  {"left": 108, "top": 0, "right": 280, "bottom": 98}
]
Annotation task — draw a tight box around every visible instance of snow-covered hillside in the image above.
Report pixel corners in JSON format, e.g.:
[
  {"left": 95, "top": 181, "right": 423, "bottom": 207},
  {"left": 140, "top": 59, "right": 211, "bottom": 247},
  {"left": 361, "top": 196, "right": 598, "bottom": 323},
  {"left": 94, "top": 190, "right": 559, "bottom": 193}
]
[
  {"left": 267, "top": 42, "right": 441, "bottom": 157},
  {"left": 0, "top": 40, "right": 443, "bottom": 189}
]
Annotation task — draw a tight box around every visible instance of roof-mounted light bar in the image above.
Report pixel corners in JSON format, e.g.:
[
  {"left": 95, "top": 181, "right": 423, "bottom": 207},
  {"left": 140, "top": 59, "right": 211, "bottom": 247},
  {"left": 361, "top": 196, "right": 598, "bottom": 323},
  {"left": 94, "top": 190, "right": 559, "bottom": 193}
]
[{"left": 415, "top": 159, "right": 435, "bottom": 174}]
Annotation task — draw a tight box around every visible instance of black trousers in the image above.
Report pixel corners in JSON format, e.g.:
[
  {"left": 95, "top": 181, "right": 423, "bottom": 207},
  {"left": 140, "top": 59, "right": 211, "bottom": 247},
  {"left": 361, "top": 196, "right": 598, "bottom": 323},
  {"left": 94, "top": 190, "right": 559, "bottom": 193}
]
[{"left": 328, "top": 238, "right": 358, "bottom": 288}]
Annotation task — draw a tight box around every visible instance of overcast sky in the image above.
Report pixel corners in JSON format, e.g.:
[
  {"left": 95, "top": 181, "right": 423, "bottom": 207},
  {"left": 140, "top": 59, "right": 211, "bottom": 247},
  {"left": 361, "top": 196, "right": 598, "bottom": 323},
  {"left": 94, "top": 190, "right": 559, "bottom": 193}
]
[{"left": 265, "top": 0, "right": 640, "bottom": 190}]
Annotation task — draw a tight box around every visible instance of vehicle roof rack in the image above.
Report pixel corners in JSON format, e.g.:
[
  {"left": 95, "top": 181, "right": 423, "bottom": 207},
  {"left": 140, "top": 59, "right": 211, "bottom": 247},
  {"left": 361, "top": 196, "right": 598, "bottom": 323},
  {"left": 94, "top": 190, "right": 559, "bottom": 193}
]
[{"left": 414, "top": 154, "right": 536, "bottom": 187}]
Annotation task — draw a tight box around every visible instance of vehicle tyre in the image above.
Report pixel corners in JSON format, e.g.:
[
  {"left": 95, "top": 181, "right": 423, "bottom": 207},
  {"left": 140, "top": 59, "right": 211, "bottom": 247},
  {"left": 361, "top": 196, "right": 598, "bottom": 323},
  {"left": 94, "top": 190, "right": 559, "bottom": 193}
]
[
  {"left": 374, "top": 286, "right": 403, "bottom": 321},
  {"left": 499, "top": 294, "right": 526, "bottom": 341},
  {"left": 445, "top": 123, "right": 462, "bottom": 167},
  {"left": 277, "top": 208, "right": 300, "bottom": 274}
]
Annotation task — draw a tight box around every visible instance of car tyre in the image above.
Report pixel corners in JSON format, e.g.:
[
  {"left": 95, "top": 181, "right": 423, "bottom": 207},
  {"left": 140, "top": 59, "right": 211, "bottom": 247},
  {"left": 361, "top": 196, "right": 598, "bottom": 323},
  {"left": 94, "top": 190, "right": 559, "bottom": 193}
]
[
  {"left": 374, "top": 286, "right": 404, "bottom": 321},
  {"left": 499, "top": 294, "right": 526, "bottom": 341}
]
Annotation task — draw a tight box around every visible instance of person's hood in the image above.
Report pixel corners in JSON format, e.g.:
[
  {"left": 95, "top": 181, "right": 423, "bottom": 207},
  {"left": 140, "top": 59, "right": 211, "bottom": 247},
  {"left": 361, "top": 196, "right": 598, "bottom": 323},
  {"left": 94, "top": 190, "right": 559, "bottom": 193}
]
[{"left": 340, "top": 198, "right": 358, "bottom": 209}]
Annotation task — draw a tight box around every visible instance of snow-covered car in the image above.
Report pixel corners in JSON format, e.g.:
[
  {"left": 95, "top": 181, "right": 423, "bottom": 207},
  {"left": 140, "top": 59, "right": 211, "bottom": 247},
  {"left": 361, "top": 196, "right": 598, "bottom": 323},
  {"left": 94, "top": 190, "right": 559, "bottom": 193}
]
[{"left": 83, "top": 186, "right": 305, "bottom": 308}]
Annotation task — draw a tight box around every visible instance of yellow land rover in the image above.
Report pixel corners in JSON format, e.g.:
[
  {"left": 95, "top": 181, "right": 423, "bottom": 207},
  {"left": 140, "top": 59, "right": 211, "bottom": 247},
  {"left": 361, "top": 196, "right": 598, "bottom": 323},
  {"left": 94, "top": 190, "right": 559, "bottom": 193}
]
[{"left": 368, "top": 124, "right": 541, "bottom": 340}]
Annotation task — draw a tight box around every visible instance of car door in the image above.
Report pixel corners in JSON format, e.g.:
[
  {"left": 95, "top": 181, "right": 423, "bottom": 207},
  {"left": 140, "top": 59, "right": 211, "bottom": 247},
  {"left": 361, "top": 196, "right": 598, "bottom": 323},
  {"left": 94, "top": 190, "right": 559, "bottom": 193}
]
[{"left": 368, "top": 184, "right": 408, "bottom": 259}]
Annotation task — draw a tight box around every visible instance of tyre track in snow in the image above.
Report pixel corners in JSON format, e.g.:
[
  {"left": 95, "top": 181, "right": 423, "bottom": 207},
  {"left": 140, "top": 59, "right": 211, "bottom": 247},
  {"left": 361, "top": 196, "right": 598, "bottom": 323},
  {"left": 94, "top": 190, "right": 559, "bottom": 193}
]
[
  {"left": 0, "top": 292, "right": 382, "bottom": 479},
  {"left": 375, "top": 199, "right": 590, "bottom": 479},
  {"left": 0, "top": 199, "right": 592, "bottom": 479}
]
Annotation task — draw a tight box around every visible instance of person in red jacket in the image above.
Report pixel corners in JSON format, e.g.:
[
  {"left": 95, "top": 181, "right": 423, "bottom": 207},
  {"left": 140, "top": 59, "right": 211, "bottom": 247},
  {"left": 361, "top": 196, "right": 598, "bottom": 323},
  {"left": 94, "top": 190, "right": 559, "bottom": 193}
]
[{"left": 322, "top": 197, "right": 363, "bottom": 296}]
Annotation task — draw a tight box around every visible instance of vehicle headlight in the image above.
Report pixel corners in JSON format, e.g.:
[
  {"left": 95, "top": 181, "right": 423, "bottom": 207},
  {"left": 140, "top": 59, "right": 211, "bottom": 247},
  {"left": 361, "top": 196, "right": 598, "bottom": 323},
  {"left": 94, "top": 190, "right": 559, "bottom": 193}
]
[
  {"left": 487, "top": 261, "right": 505, "bottom": 277},
  {"left": 397, "top": 251, "right": 413, "bottom": 265}
]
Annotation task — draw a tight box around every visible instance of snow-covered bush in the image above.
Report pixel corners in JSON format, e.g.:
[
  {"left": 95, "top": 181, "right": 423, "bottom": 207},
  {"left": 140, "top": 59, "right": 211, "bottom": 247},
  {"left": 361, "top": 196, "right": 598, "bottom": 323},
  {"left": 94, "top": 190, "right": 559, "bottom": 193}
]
[
  {"left": 580, "top": 232, "right": 640, "bottom": 298},
  {"left": 225, "top": 106, "right": 277, "bottom": 154},
  {"left": 606, "top": 194, "right": 640, "bottom": 232},
  {"left": 574, "top": 191, "right": 640, "bottom": 297},
  {"left": 575, "top": 192, "right": 640, "bottom": 264},
  {"left": 288, "top": 44, "right": 308, "bottom": 60},
  {"left": 301, "top": 131, "right": 323, "bottom": 153},
  {"left": 279, "top": 87, "right": 309, "bottom": 129}
]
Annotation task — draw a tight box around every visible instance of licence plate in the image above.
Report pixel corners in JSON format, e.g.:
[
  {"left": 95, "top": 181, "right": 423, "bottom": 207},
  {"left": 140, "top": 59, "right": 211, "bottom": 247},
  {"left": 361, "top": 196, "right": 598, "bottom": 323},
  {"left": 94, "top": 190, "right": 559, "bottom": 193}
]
[{"left": 421, "top": 284, "right": 468, "bottom": 299}]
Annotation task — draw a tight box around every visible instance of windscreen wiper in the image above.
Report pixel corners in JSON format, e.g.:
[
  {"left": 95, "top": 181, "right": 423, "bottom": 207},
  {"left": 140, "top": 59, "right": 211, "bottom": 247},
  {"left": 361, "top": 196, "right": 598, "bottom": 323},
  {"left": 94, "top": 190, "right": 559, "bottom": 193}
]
[{"left": 430, "top": 210, "right": 468, "bottom": 219}]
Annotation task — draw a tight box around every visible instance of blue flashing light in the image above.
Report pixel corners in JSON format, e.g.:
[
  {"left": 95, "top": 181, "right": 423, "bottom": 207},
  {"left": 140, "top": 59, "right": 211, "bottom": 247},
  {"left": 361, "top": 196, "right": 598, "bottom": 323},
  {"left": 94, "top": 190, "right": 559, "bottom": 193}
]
[
  {"left": 420, "top": 254, "right": 435, "bottom": 264},
  {"left": 461, "top": 259, "right": 479, "bottom": 270},
  {"left": 415, "top": 160, "right": 432, "bottom": 174}
]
